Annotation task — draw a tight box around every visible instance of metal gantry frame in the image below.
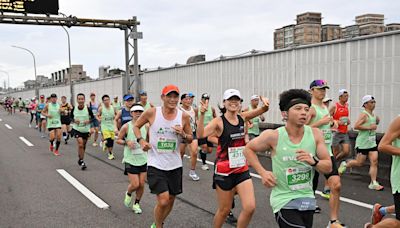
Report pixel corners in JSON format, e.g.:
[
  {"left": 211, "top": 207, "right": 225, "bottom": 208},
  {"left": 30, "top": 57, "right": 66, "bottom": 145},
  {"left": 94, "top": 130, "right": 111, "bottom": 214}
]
[{"left": 0, "top": 12, "right": 141, "bottom": 104}]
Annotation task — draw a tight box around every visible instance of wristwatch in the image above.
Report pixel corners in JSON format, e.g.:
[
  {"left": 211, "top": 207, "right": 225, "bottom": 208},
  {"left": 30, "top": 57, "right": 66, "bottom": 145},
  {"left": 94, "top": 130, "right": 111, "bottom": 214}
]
[
  {"left": 311, "top": 155, "right": 320, "bottom": 167},
  {"left": 136, "top": 137, "right": 143, "bottom": 143}
]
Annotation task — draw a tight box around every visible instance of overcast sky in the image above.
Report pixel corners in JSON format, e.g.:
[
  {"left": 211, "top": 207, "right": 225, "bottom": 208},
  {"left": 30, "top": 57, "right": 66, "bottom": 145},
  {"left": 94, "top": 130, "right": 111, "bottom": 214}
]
[{"left": 0, "top": 0, "right": 399, "bottom": 87}]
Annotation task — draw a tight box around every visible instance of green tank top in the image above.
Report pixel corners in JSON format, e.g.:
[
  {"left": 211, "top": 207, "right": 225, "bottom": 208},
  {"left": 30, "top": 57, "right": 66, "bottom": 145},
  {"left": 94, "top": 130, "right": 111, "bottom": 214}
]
[
  {"left": 72, "top": 107, "right": 90, "bottom": 133},
  {"left": 112, "top": 101, "right": 121, "bottom": 112},
  {"left": 143, "top": 102, "right": 151, "bottom": 111},
  {"left": 198, "top": 107, "right": 213, "bottom": 126},
  {"left": 392, "top": 137, "right": 400, "bottom": 194},
  {"left": 270, "top": 126, "right": 316, "bottom": 213},
  {"left": 309, "top": 104, "right": 333, "bottom": 156},
  {"left": 355, "top": 110, "right": 377, "bottom": 149},
  {"left": 47, "top": 103, "right": 61, "bottom": 128},
  {"left": 122, "top": 122, "right": 147, "bottom": 166},
  {"left": 101, "top": 106, "right": 115, "bottom": 131},
  {"left": 247, "top": 105, "right": 260, "bottom": 136}
]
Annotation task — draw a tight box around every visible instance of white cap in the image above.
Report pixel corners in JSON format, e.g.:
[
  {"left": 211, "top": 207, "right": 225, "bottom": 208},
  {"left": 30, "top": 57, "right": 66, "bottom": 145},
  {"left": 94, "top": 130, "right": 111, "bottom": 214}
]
[
  {"left": 361, "top": 95, "right": 374, "bottom": 107},
  {"left": 250, "top": 95, "right": 259, "bottom": 100},
  {"left": 339, "top": 89, "right": 348, "bottom": 96},
  {"left": 223, "top": 89, "right": 242, "bottom": 100},
  {"left": 323, "top": 97, "right": 332, "bottom": 103},
  {"left": 130, "top": 105, "right": 144, "bottom": 112}
]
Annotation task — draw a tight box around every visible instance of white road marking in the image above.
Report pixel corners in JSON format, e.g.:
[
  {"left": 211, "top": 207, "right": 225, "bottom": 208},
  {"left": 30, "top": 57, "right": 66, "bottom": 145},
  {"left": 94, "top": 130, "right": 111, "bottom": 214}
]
[
  {"left": 183, "top": 154, "right": 374, "bottom": 210},
  {"left": 5, "top": 124, "right": 12, "bottom": 129},
  {"left": 56, "top": 169, "right": 109, "bottom": 210},
  {"left": 19, "top": 137, "right": 34, "bottom": 147},
  {"left": 0, "top": 118, "right": 2, "bottom": 121}
]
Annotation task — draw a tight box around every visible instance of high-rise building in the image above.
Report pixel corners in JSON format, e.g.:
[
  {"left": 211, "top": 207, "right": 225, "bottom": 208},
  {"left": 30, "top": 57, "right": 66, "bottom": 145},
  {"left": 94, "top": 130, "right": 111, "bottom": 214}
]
[{"left": 321, "top": 24, "right": 342, "bottom": 42}]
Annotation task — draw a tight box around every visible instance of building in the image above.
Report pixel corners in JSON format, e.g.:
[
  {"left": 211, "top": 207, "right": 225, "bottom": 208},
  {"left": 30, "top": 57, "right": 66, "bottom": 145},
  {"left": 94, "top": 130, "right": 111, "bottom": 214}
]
[
  {"left": 342, "top": 25, "right": 360, "bottom": 39},
  {"left": 386, "top": 23, "right": 400, "bottom": 32},
  {"left": 294, "top": 12, "right": 322, "bottom": 46},
  {"left": 99, "top": 65, "right": 110, "bottom": 79},
  {"left": 321, "top": 24, "right": 342, "bottom": 42},
  {"left": 23, "top": 80, "right": 36, "bottom": 89},
  {"left": 355, "top": 14, "right": 385, "bottom": 36},
  {"left": 51, "top": 65, "right": 89, "bottom": 84},
  {"left": 273, "top": 28, "right": 285, "bottom": 49},
  {"left": 23, "top": 75, "right": 51, "bottom": 89}
]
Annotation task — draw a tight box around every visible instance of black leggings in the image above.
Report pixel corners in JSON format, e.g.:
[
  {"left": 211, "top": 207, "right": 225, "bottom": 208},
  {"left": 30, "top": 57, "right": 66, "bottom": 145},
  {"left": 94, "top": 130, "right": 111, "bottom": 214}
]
[
  {"left": 395, "top": 192, "right": 400, "bottom": 220},
  {"left": 275, "top": 209, "right": 314, "bottom": 228}
]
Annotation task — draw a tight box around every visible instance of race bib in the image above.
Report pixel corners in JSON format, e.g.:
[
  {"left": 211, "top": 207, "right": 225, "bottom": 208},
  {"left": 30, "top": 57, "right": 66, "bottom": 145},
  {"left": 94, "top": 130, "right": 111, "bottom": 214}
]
[
  {"left": 104, "top": 117, "right": 114, "bottom": 121},
  {"left": 157, "top": 137, "right": 177, "bottom": 153},
  {"left": 131, "top": 142, "right": 143, "bottom": 155},
  {"left": 51, "top": 120, "right": 60, "bottom": 125},
  {"left": 368, "top": 131, "right": 376, "bottom": 143},
  {"left": 31, "top": 110, "right": 36, "bottom": 114},
  {"left": 322, "top": 129, "right": 332, "bottom": 144},
  {"left": 339, "top": 117, "right": 349, "bottom": 125},
  {"left": 78, "top": 122, "right": 87, "bottom": 127},
  {"left": 286, "top": 167, "right": 312, "bottom": 190},
  {"left": 228, "top": 146, "right": 246, "bottom": 168}
]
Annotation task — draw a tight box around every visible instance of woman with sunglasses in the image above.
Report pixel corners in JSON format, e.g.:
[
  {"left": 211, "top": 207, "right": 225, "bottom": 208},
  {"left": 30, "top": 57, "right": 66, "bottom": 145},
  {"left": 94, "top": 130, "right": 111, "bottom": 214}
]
[
  {"left": 338, "top": 95, "right": 384, "bottom": 191},
  {"left": 197, "top": 89, "right": 269, "bottom": 228},
  {"left": 116, "top": 103, "right": 148, "bottom": 214}
]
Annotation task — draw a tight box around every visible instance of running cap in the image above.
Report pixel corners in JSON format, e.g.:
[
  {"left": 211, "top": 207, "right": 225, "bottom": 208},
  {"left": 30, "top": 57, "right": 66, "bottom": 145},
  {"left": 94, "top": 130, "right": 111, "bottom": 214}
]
[
  {"left": 139, "top": 90, "right": 147, "bottom": 96},
  {"left": 323, "top": 97, "right": 332, "bottom": 103},
  {"left": 31, "top": 97, "right": 35, "bottom": 101},
  {"left": 181, "top": 93, "right": 190, "bottom": 100},
  {"left": 361, "top": 95, "right": 375, "bottom": 107},
  {"left": 50, "top": 93, "right": 57, "bottom": 98},
  {"left": 188, "top": 92, "right": 195, "bottom": 97},
  {"left": 40, "top": 95, "right": 45, "bottom": 98},
  {"left": 309, "top": 79, "right": 330, "bottom": 89},
  {"left": 201, "top": 93, "right": 210, "bottom": 99},
  {"left": 251, "top": 95, "right": 259, "bottom": 101},
  {"left": 223, "top": 89, "right": 242, "bottom": 100},
  {"left": 123, "top": 94, "right": 134, "bottom": 101},
  {"left": 162, "top": 84, "right": 180, "bottom": 95},
  {"left": 339, "top": 89, "right": 348, "bottom": 96},
  {"left": 130, "top": 105, "right": 144, "bottom": 112},
  {"left": 90, "top": 92, "right": 95, "bottom": 96}
]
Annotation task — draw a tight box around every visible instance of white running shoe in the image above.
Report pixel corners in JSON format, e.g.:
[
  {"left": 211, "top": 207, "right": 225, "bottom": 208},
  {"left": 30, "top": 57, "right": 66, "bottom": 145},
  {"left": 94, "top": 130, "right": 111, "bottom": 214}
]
[{"left": 201, "top": 164, "right": 209, "bottom": 170}]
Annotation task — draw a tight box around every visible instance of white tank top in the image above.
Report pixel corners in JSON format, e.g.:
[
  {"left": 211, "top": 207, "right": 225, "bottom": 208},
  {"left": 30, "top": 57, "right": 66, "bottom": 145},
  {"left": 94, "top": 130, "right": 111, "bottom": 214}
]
[
  {"left": 180, "top": 105, "right": 196, "bottom": 131},
  {"left": 148, "top": 107, "right": 183, "bottom": 170}
]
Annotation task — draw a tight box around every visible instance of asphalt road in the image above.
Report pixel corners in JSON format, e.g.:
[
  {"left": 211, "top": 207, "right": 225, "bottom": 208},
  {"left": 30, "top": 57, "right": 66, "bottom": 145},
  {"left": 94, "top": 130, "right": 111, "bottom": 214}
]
[{"left": 0, "top": 110, "right": 395, "bottom": 228}]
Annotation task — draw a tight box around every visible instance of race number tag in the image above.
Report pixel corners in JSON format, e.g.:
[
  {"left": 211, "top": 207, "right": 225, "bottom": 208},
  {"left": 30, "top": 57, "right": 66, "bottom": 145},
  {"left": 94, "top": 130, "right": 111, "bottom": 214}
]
[
  {"left": 322, "top": 129, "right": 332, "bottom": 144},
  {"left": 340, "top": 117, "right": 349, "bottom": 125},
  {"left": 78, "top": 122, "right": 87, "bottom": 127},
  {"left": 104, "top": 117, "right": 113, "bottom": 121},
  {"left": 286, "top": 167, "right": 312, "bottom": 190},
  {"left": 368, "top": 131, "right": 376, "bottom": 143},
  {"left": 228, "top": 146, "right": 246, "bottom": 168},
  {"left": 51, "top": 120, "right": 60, "bottom": 125},
  {"left": 157, "top": 137, "right": 177, "bottom": 153},
  {"left": 131, "top": 142, "right": 143, "bottom": 155}
]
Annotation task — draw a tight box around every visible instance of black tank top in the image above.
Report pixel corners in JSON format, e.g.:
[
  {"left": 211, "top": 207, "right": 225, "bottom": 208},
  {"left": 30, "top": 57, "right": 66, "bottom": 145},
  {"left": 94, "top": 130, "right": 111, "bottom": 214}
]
[{"left": 216, "top": 115, "right": 246, "bottom": 161}]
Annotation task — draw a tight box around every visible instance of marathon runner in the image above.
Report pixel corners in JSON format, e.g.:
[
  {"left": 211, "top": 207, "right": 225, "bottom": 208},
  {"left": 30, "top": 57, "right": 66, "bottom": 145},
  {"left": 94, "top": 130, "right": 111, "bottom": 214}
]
[
  {"left": 306, "top": 79, "right": 346, "bottom": 227},
  {"left": 365, "top": 115, "right": 400, "bottom": 227},
  {"left": 36, "top": 95, "right": 47, "bottom": 138},
  {"left": 18, "top": 97, "right": 24, "bottom": 112},
  {"left": 28, "top": 98, "right": 37, "bottom": 128},
  {"left": 197, "top": 89, "right": 270, "bottom": 228},
  {"left": 97, "top": 95, "right": 117, "bottom": 160},
  {"left": 12, "top": 98, "right": 18, "bottom": 114},
  {"left": 42, "top": 93, "right": 62, "bottom": 156},
  {"left": 60, "top": 96, "right": 73, "bottom": 144},
  {"left": 114, "top": 94, "right": 135, "bottom": 131},
  {"left": 338, "top": 95, "right": 384, "bottom": 191},
  {"left": 71, "top": 93, "right": 95, "bottom": 170},
  {"left": 134, "top": 85, "right": 193, "bottom": 228},
  {"left": 88, "top": 92, "right": 101, "bottom": 147},
  {"left": 116, "top": 103, "right": 148, "bottom": 214},
  {"left": 197, "top": 93, "right": 217, "bottom": 171},
  {"left": 112, "top": 96, "right": 122, "bottom": 112},
  {"left": 179, "top": 93, "right": 200, "bottom": 181},
  {"left": 138, "top": 90, "right": 154, "bottom": 110},
  {"left": 330, "top": 89, "right": 351, "bottom": 161},
  {"left": 242, "top": 95, "right": 265, "bottom": 141},
  {"left": 244, "top": 88, "right": 332, "bottom": 228}
]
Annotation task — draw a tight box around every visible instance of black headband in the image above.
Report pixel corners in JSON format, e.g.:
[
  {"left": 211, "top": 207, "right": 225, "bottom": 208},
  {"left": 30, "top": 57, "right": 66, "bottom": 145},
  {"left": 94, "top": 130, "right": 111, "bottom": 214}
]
[{"left": 284, "top": 98, "right": 310, "bottom": 111}]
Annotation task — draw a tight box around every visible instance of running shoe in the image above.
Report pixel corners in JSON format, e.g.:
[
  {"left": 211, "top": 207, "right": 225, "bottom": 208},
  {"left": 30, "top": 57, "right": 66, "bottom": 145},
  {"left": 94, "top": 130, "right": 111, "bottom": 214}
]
[
  {"left": 49, "top": 144, "right": 54, "bottom": 152},
  {"left": 338, "top": 161, "right": 347, "bottom": 175},
  {"left": 226, "top": 211, "right": 237, "bottom": 224},
  {"left": 150, "top": 223, "right": 156, "bottom": 228},
  {"left": 124, "top": 192, "right": 132, "bottom": 208},
  {"left": 108, "top": 153, "right": 115, "bottom": 160},
  {"left": 29, "top": 124, "right": 31, "bottom": 128},
  {"left": 132, "top": 203, "right": 142, "bottom": 214},
  {"left": 201, "top": 164, "right": 209, "bottom": 170},
  {"left": 35, "top": 125, "right": 38, "bottom": 129},
  {"left": 326, "top": 220, "right": 347, "bottom": 228},
  {"left": 53, "top": 150, "right": 60, "bottom": 156},
  {"left": 189, "top": 171, "right": 200, "bottom": 181},
  {"left": 80, "top": 160, "right": 87, "bottom": 170},
  {"left": 368, "top": 181, "right": 384, "bottom": 191},
  {"left": 92, "top": 142, "right": 98, "bottom": 147},
  {"left": 321, "top": 188, "right": 331, "bottom": 200},
  {"left": 315, "top": 206, "right": 321, "bottom": 213},
  {"left": 371, "top": 203, "right": 383, "bottom": 224},
  {"left": 102, "top": 141, "right": 106, "bottom": 151}
]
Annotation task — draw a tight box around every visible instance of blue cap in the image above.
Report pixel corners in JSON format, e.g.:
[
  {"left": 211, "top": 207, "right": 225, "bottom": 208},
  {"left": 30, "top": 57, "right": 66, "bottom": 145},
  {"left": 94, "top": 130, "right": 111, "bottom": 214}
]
[
  {"left": 188, "top": 92, "right": 195, "bottom": 97},
  {"left": 139, "top": 90, "right": 147, "bottom": 96},
  {"left": 123, "top": 94, "right": 134, "bottom": 101}
]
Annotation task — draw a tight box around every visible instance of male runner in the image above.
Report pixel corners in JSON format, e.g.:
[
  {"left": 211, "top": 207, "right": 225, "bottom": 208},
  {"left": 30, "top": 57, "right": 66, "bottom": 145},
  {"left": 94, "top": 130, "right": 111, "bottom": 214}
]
[
  {"left": 179, "top": 93, "right": 200, "bottom": 181},
  {"left": 338, "top": 95, "right": 384, "bottom": 191},
  {"left": 306, "top": 79, "right": 346, "bottom": 227},
  {"left": 36, "top": 95, "right": 46, "bottom": 136},
  {"left": 71, "top": 93, "right": 95, "bottom": 170},
  {"left": 244, "top": 88, "right": 332, "bottom": 228},
  {"left": 242, "top": 95, "right": 265, "bottom": 140},
  {"left": 365, "top": 116, "right": 400, "bottom": 227},
  {"left": 42, "top": 93, "right": 62, "bottom": 156},
  {"left": 114, "top": 94, "right": 135, "bottom": 131},
  {"left": 197, "top": 93, "right": 217, "bottom": 170},
  {"left": 88, "top": 92, "right": 100, "bottom": 147},
  {"left": 60, "top": 96, "right": 73, "bottom": 144},
  {"left": 330, "top": 89, "right": 351, "bottom": 161},
  {"left": 97, "top": 94, "right": 117, "bottom": 160},
  {"left": 139, "top": 90, "right": 154, "bottom": 111},
  {"left": 134, "top": 85, "right": 193, "bottom": 228},
  {"left": 112, "top": 96, "right": 122, "bottom": 112}
]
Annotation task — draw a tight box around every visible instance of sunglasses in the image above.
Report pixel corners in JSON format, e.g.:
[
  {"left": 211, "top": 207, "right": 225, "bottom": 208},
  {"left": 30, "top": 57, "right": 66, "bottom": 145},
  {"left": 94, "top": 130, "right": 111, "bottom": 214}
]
[{"left": 130, "top": 110, "right": 143, "bottom": 113}]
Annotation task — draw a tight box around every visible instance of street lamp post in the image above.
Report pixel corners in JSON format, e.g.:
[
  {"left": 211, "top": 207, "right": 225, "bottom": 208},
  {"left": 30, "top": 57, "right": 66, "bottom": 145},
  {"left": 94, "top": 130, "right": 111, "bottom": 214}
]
[
  {"left": 0, "top": 70, "right": 10, "bottom": 92},
  {"left": 59, "top": 12, "right": 74, "bottom": 105},
  {"left": 11, "top": 45, "right": 38, "bottom": 98}
]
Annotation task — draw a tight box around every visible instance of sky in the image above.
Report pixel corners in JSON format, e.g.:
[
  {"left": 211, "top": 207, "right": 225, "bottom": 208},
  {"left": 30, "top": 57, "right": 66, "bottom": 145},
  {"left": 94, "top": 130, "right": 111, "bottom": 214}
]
[{"left": 0, "top": 0, "right": 399, "bottom": 88}]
